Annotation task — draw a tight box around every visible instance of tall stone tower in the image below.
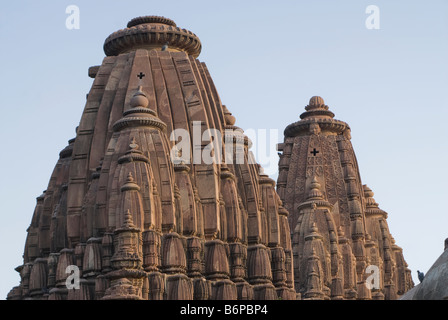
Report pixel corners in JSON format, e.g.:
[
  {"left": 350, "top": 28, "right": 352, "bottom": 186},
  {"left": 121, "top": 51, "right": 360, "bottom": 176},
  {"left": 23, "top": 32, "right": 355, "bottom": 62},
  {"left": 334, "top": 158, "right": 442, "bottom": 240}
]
[
  {"left": 8, "top": 16, "right": 296, "bottom": 300},
  {"left": 276, "top": 96, "right": 414, "bottom": 299}
]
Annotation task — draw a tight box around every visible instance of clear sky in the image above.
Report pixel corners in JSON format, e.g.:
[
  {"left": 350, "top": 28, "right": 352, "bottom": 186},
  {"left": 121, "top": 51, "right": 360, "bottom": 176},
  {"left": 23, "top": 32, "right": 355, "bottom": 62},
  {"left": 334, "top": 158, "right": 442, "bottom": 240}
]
[{"left": 1, "top": 0, "right": 447, "bottom": 299}]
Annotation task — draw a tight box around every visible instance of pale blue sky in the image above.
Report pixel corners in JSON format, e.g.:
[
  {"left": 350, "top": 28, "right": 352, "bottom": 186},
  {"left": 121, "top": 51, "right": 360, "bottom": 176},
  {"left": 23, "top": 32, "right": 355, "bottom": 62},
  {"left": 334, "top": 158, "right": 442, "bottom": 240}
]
[{"left": 1, "top": 0, "right": 447, "bottom": 299}]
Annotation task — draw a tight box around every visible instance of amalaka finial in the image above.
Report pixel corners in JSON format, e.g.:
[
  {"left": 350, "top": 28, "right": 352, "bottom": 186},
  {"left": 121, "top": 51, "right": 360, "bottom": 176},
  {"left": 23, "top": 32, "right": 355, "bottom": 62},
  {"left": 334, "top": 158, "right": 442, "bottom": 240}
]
[
  {"left": 104, "top": 15, "right": 201, "bottom": 58},
  {"left": 309, "top": 96, "right": 325, "bottom": 108},
  {"left": 300, "top": 96, "right": 335, "bottom": 120},
  {"left": 127, "top": 16, "right": 177, "bottom": 28}
]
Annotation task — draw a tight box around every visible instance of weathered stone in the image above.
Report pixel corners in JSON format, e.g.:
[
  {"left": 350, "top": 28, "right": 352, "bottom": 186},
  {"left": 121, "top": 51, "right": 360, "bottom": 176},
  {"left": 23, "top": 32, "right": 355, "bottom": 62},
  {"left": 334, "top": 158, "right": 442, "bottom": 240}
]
[
  {"left": 279, "top": 96, "right": 414, "bottom": 299},
  {"left": 9, "top": 14, "right": 294, "bottom": 301}
]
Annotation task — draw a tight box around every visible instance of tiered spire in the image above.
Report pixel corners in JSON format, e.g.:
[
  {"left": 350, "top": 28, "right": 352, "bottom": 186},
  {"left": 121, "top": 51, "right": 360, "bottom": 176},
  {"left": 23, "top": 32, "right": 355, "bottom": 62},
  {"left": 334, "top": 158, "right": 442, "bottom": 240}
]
[
  {"left": 102, "top": 201, "right": 146, "bottom": 300},
  {"left": 279, "top": 96, "right": 413, "bottom": 299},
  {"left": 10, "top": 15, "right": 296, "bottom": 301}
]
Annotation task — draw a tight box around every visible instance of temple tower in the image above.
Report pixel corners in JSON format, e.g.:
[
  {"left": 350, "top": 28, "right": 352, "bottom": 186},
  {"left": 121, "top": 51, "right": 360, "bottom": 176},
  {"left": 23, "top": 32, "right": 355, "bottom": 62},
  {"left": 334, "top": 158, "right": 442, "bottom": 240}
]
[
  {"left": 8, "top": 16, "right": 295, "bottom": 300},
  {"left": 277, "top": 96, "right": 414, "bottom": 299}
]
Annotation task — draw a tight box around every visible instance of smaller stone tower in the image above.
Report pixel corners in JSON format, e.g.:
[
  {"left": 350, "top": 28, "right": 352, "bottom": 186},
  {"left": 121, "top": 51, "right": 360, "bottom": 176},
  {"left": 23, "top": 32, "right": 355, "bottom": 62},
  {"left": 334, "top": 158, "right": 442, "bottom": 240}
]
[{"left": 277, "top": 96, "right": 413, "bottom": 299}]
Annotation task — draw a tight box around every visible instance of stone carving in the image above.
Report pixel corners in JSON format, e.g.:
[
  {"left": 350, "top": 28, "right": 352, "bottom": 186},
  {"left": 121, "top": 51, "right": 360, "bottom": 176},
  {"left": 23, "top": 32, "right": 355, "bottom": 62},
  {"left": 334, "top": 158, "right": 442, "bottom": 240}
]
[
  {"left": 309, "top": 123, "right": 321, "bottom": 135},
  {"left": 279, "top": 96, "right": 414, "bottom": 299},
  {"left": 8, "top": 16, "right": 295, "bottom": 300}
]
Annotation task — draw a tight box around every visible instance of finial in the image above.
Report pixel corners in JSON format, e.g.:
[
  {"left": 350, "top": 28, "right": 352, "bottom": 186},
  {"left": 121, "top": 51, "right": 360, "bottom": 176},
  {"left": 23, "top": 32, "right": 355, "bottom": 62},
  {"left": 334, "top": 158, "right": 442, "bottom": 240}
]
[
  {"left": 310, "top": 247, "right": 318, "bottom": 257},
  {"left": 300, "top": 96, "right": 335, "bottom": 120},
  {"left": 129, "top": 137, "right": 139, "bottom": 150},
  {"left": 305, "top": 220, "right": 323, "bottom": 241},
  {"left": 123, "top": 209, "right": 135, "bottom": 228},
  {"left": 364, "top": 185, "right": 378, "bottom": 207},
  {"left": 310, "top": 222, "right": 318, "bottom": 234},
  {"left": 308, "top": 96, "right": 326, "bottom": 108},
  {"left": 310, "top": 176, "right": 320, "bottom": 189},
  {"left": 130, "top": 86, "right": 149, "bottom": 108},
  {"left": 363, "top": 184, "right": 374, "bottom": 198},
  {"left": 120, "top": 171, "right": 140, "bottom": 192},
  {"left": 127, "top": 16, "right": 177, "bottom": 28},
  {"left": 307, "top": 176, "right": 324, "bottom": 200},
  {"left": 222, "top": 105, "right": 236, "bottom": 126},
  {"left": 363, "top": 184, "right": 388, "bottom": 218}
]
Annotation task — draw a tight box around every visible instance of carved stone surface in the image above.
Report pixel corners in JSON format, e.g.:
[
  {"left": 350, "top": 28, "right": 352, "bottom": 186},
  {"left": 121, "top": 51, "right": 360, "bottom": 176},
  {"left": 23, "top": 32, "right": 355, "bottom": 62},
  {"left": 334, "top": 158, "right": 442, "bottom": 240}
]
[
  {"left": 104, "top": 16, "right": 202, "bottom": 58},
  {"left": 8, "top": 16, "right": 295, "bottom": 300},
  {"left": 279, "top": 96, "right": 414, "bottom": 300}
]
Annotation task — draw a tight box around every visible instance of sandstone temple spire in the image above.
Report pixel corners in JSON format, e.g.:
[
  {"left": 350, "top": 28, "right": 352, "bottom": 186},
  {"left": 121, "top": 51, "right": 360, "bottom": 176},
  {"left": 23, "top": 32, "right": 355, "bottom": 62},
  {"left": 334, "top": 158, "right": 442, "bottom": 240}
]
[
  {"left": 8, "top": 15, "right": 296, "bottom": 300},
  {"left": 277, "top": 96, "right": 414, "bottom": 299},
  {"left": 8, "top": 15, "right": 414, "bottom": 301}
]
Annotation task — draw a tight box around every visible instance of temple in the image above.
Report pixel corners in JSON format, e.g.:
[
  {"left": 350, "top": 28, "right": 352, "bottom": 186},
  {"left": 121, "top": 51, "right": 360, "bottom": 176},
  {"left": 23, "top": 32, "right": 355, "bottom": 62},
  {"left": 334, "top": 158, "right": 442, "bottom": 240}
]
[
  {"left": 7, "top": 16, "right": 295, "bottom": 300},
  {"left": 8, "top": 16, "right": 416, "bottom": 300},
  {"left": 276, "top": 96, "right": 414, "bottom": 299}
]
